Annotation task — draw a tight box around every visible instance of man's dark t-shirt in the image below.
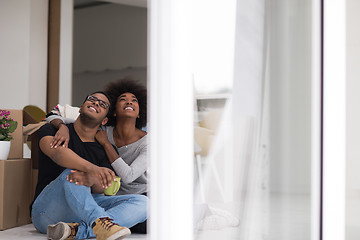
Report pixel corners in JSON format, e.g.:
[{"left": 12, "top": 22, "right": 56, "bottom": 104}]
[{"left": 33, "top": 123, "right": 113, "bottom": 202}]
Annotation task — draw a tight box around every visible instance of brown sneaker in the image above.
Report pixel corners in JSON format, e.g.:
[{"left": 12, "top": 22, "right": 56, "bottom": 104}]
[
  {"left": 47, "top": 222, "right": 79, "bottom": 240},
  {"left": 92, "top": 217, "right": 131, "bottom": 240}
]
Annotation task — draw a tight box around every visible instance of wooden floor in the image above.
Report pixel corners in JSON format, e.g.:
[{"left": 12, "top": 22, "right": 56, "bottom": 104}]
[{"left": 1, "top": 193, "right": 358, "bottom": 240}]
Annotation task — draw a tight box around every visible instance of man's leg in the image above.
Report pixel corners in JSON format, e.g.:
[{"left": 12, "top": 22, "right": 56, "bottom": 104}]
[
  {"left": 61, "top": 193, "right": 146, "bottom": 239},
  {"left": 32, "top": 169, "right": 109, "bottom": 239},
  {"left": 93, "top": 194, "right": 148, "bottom": 227}
]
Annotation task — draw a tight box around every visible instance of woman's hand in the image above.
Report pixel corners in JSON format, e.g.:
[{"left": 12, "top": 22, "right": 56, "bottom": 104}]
[
  {"left": 50, "top": 124, "right": 70, "bottom": 148},
  {"left": 96, "top": 130, "right": 110, "bottom": 147}
]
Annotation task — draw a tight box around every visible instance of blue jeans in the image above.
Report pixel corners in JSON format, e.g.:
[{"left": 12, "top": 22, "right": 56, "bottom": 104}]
[{"left": 31, "top": 169, "right": 148, "bottom": 239}]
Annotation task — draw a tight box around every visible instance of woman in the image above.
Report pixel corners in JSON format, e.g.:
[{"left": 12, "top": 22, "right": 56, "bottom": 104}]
[
  {"left": 96, "top": 78, "right": 148, "bottom": 197},
  {"left": 46, "top": 78, "right": 148, "bottom": 233}
]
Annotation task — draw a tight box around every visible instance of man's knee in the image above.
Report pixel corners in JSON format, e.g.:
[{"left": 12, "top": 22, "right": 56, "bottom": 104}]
[
  {"left": 58, "top": 168, "right": 72, "bottom": 181},
  {"left": 57, "top": 169, "right": 83, "bottom": 191},
  {"left": 133, "top": 194, "right": 148, "bottom": 206},
  {"left": 133, "top": 195, "right": 148, "bottom": 217}
]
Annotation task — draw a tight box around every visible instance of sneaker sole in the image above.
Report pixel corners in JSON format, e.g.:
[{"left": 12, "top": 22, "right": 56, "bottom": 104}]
[
  {"left": 47, "top": 222, "right": 70, "bottom": 240},
  {"left": 107, "top": 228, "right": 131, "bottom": 240}
]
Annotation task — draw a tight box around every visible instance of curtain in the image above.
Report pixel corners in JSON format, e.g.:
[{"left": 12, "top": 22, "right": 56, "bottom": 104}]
[{"left": 193, "top": 0, "right": 268, "bottom": 239}]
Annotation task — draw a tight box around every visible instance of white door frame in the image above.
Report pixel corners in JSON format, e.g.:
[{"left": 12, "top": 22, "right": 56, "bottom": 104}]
[
  {"left": 322, "top": 0, "right": 346, "bottom": 240},
  {"left": 311, "top": 1, "right": 322, "bottom": 239},
  {"left": 148, "top": 0, "right": 194, "bottom": 239}
]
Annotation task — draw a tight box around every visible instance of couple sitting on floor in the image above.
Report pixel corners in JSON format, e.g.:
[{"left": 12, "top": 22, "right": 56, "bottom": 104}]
[{"left": 31, "top": 79, "right": 148, "bottom": 240}]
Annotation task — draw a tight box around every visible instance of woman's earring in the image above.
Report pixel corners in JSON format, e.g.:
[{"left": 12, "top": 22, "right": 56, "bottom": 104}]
[{"left": 137, "top": 115, "right": 140, "bottom": 118}]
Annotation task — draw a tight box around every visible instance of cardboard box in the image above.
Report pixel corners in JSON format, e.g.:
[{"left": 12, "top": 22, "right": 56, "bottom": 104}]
[
  {"left": 7, "top": 110, "right": 23, "bottom": 159},
  {"left": 5, "top": 109, "right": 45, "bottom": 166},
  {"left": 0, "top": 159, "right": 32, "bottom": 230},
  {"left": 7, "top": 109, "right": 39, "bottom": 159},
  {"left": 23, "top": 122, "right": 46, "bottom": 169}
]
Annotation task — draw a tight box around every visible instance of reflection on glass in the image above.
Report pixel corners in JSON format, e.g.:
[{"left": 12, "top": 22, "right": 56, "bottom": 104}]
[{"left": 192, "top": 1, "right": 313, "bottom": 239}]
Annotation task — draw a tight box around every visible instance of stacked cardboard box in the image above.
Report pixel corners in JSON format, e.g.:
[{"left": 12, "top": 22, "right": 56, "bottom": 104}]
[
  {"left": 0, "top": 109, "right": 44, "bottom": 230},
  {"left": 0, "top": 159, "right": 31, "bottom": 230}
]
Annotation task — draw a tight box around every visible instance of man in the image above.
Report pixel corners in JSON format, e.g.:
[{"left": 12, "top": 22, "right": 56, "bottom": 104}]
[{"left": 31, "top": 92, "right": 147, "bottom": 240}]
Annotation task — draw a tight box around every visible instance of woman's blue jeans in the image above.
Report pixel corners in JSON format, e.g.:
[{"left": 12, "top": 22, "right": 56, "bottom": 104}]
[{"left": 31, "top": 169, "right": 148, "bottom": 239}]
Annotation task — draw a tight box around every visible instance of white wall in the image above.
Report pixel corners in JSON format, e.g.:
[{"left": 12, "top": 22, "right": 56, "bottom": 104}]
[
  {"left": 0, "top": 0, "right": 48, "bottom": 110},
  {"left": 346, "top": 0, "right": 360, "bottom": 235},
  {"left": 346, "top": 0, "right": 360, "bottom": 193},
  {"left": 269, "top": 0, "right": 312, "bottom": 194}
]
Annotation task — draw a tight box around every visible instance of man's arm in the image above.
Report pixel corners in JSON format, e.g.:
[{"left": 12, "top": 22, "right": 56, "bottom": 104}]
[
  {"left": 40, "top": 135, "right": 116, "bottom": 188},
  {"left": 40, "top": 135, "right": 94, "bottom": 172}
]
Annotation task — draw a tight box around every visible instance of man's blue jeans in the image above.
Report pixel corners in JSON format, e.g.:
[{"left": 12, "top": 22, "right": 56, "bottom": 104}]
[{"left": 31, "top": 169, "right": 148, "bottom": 239}]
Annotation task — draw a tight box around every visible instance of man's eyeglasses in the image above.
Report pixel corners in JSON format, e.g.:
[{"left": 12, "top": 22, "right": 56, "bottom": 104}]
[{"left": 86, "top": 95, "right": 110, "bottom": 109}]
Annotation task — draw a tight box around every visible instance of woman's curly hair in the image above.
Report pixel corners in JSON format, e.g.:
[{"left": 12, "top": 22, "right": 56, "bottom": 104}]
[{"left": 104, "top": 77, "right": 147, "bottom": 129}]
